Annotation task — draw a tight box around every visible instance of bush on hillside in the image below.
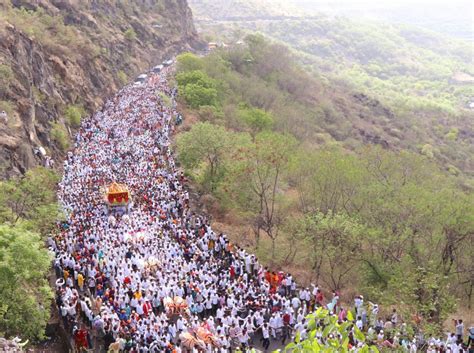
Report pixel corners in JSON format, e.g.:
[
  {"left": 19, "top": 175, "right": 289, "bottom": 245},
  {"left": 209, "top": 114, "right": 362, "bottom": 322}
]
[{"left": 50, "top": 122, "right": 70, "bottom": 151}]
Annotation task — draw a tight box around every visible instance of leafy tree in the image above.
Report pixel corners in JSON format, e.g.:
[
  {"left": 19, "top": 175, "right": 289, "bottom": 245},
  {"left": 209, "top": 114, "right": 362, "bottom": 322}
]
[
  {"left": 238, "top": 106, "right": 274, "bottom": 137},
  {"left": 0, "top": 167, "right": 60, "bottom": 230},
  {"left": 226, "top": 132, "right": 297, "bottom": 254},
  {"left": 176, "top": 122, "right": 249, "bottom": 190},
  {"left": 176, "top": 70, "right": 220, "bottom": 108},
  {"left": 176, "top": 52, "right": 204, "bottom": 72},
  {"left": 183, "top": 83, "right": 218, "bottom": 108},
  {"left": 176, "top": 70, "right": 217, "bottom": 89},
  {"left": 292, "top": 148, "right": 367, "bottom": 215},
  {"left": 0, "top": 224, "right": 53, "bottom": 341},
  {"left": 290, "top": 211, "right": 365, "bottom": 289},
  {"left": 50, "top": 121, "right": 70, "bottom": 151},
  {"left": 278, "top": 308, "right": 379, "bottom": 353},
  {"left": 64, "top": 104, "right": 85, "bottom": 128}
]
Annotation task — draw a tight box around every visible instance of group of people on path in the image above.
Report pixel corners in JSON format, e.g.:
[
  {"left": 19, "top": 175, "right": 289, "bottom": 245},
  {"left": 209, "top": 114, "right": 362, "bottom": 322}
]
[{"left": 50, "top": 63, "right": 471, "bottom": 353}]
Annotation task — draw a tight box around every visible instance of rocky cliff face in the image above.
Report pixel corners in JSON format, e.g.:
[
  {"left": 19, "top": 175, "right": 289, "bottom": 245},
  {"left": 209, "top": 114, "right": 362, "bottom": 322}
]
[{"left": 0, "top": 0, "right": 202, "bottom": 177}]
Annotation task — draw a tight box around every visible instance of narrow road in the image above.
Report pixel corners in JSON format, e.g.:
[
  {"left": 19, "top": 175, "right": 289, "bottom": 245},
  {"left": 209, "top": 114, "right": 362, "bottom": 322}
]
[{"left": 53, "top": 64, "right": 297, "bottom": 352}]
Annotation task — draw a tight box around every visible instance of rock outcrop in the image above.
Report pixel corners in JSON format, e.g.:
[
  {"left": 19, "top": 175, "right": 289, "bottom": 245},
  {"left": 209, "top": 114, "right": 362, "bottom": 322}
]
[{"left": 0, "top": 0, "right": 202, "bottom": 177}]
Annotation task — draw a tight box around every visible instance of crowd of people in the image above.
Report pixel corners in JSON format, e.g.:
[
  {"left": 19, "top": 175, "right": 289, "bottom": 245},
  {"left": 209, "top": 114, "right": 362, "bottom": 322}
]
[{"left": 50, "top": 63, "right": 471, "bottom": 353}]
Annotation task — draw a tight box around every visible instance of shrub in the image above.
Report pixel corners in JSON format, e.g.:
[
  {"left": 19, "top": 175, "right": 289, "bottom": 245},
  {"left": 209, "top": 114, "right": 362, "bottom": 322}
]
[
  {"left": 124, "top": 28, "right": 137, "bottom": 41},
  {"left": 176, "top": 52, "right": 204, "bottom": 72},
  {"left": 176, "top": 70, "right": 216, "bottom": 89},
  {"left": 32, "top": 87, "right": 46, "bottom": 103},
  {"left": 158, "top": 92, "right": 172, "bottom": 108},
  {"left": 117, "top": 70, "right": 128, "bottom": 85},
  {"left": 0, "top": 100, "right": 15, "bottom": 116},
  {"left": 50, "top": 122, "right": 70, "bottom": 151},
  {"left": 0, "top": 64, "right": 13, "bottom": 92},
  {"left": 238, "top": 106, "right": 274, "bottom": 135},
  {"left": 197, "top": 105, "right": 225, "bottom": 123},
  {"left": 183, "top": 84, "right": 218, "bottom": 108},
  {"left": 65, "top": 105, "right": 85, "bottom": 127}
]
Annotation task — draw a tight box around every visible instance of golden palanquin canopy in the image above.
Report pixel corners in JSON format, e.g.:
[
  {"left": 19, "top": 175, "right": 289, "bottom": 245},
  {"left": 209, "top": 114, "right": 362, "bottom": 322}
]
[{"left": 105, "top": 182, "right": 130, "bottom": 205}]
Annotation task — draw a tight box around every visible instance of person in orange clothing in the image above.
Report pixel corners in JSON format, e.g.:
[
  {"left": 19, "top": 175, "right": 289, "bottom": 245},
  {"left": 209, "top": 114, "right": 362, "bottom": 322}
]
[
  {"left": 134, "top": 290, "right": 142, "bottom": 300},
  {"left": 77, "top": 272, "right": 84, "bottom": 291}
]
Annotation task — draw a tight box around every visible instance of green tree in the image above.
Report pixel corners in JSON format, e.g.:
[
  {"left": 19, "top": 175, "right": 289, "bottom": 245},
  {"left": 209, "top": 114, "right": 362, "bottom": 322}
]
[
  {"left": 176, "top": 70, "right": 217, "bottom": 89},
  {"left": 50, "top": 121, "right": 70, "bottom": 151},
  {"left": 226, "top": 132, "right": 297, "bottom": 254},
  {"left": 176, "top": 122, "right": 249, "bottom": 190},
  {"left": 64, "top": 105, "right": 85, "bottom": 128},
  {"left": 238, "top": 106, "right": 274, "bottom": 137},
  {"left": 292, "top": 148, "right": 367, "bottom": 215},
  {"left": 183, "top": 84, "right": 218, "bottom": 108},
  {"left": 278, "top": 307, "right": 379, "bottom": 352},
  {"left": 290, "top": 211, "right": 365, "bottom": 289},
  {"left": 0, "top": 167, "right": 60, "bottom": 230},
  {"left": 124, "top": 28, "right": 137, "bottom": 41},
  {"left": 0, "top": 224, "right": 53, "bottom": 341},
  {"left": 176, "top": 70, "right": 220, "bottom": 108},
  {"left": 176, "top": 52, "right": 204, "bottom": 73}
]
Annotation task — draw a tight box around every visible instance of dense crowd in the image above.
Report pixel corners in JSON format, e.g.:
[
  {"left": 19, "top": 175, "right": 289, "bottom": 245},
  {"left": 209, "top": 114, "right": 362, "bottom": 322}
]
[{"left": 50, "top": 64, "right": 472, "bottom": 353}]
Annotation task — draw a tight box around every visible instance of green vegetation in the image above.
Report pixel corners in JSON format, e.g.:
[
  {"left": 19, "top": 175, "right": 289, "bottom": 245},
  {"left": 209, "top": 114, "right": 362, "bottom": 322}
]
[
  {"left": 117, "top": 70, "right": 128, "bottom": 85},
  {"left": 238, "top": 106, "right": 274, "bottom": 137},
  {"left": 257, "top": 18, "right": 473, "bottom": 113},
  {"left": 0, "top": 5, "right": 97, "bottom": 57},
  {"left": 0, "top": 167, "right": 60, "bottom": 233},
  {"left": 0, "top": 100, "right": 14, "bottom": 116},
  {"left": 158, "top": 92, "right": 173, "bottom": 108},
  {"left": 280, "top": 308, "right": 379, "bottom": 352},
  {"left": 32, "top": 87, "right": 47, "bottom": 104},
  {"left": 190, "top": 3, "right": 474, "bottom": 177},
  {"left": 0, "top": 167, "right": 60, "bottom": 341},
  {"left": 50, "top": 121, "right": 70, "bottom": 151},
  {"left": 176, "top": 52, "right": 204, "bottom": 72},
  {"left": 64, "top": 104, "right": 85, "bottom": 128},
  {"left": 177, "top": 70, "right": 219, "bottom": 108},
  {"left": 124, "top": 27, "right": 137, "bottom": 41},
  {"left": 0, "top": 224, "right": 53, "bottom": 341},
  {"left": 177, "top": 122, "right": 249, "bottom": 190},
  {"left": 175, "top": 48, "right": 473, "bottom": 336},
  {"left": 0, "top": 63, "right": 13, "bottom": 92}
]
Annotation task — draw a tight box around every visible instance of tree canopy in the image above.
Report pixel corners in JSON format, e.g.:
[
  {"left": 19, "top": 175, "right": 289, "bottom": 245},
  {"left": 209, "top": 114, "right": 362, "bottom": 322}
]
[{"left": 0, "top": 167, "right": 59, "bottom": 341}]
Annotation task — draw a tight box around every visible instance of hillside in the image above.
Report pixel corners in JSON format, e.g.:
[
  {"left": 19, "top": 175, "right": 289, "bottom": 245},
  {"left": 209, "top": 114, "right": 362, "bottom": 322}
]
[
  {"left": 0, "top": 0, "right": 471, "bottom": 351},
  {"left": 174, "top": 0, "right": 474, "bottom": 340},
  {"left": 173, "top": 41, "right": 474, "bottom": 340},
  {"left": 189, "top": 0, "right": 302, "bottom": 20},
  {"left": 189, "top": 0, "right": 474, "bottom": 178},
  {"left": 0, "top": 0, "right": 200, "bottom": 177},
  {"left": 289, "top": 0, "right": 474, "bottom": 41}
]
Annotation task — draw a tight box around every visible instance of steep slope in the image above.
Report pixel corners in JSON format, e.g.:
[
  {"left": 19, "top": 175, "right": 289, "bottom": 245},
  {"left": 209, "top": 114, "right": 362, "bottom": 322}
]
[
  {"left": 0, "top": 0, "right": 201, "bottom": 177},
  {"left": 189, "top": 0, "right": 474, "bottom": 177}
]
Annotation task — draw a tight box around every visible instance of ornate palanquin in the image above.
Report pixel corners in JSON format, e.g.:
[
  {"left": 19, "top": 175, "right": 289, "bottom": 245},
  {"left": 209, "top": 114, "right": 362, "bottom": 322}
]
[{"left": 105, "top": 182, "right": 130, "bottom": 206}]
